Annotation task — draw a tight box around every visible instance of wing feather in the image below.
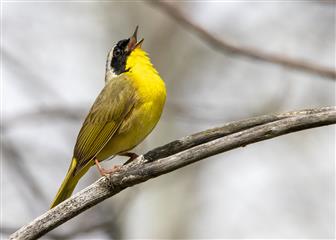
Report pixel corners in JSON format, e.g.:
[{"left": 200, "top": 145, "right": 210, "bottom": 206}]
[{"left": 73, "top": 75, "right": 136, "bottom": 169}]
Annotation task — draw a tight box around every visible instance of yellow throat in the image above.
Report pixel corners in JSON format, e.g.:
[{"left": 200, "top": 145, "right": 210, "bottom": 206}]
[{"left": 125, "top": 47, "right": 166, "bottom": 101}]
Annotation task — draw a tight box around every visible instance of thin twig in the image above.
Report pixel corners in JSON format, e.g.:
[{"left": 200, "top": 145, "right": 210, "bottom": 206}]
[
  {"left": 151, "top": 1, "right": 336, "bottom": 79},
  {"left": 9, "top": 107, "right": 336, "bottom": 240}
]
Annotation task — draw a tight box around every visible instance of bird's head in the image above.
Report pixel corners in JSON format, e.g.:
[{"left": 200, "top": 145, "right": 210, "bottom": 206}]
[{"left": 106, "top": 26, "right": 144, "bottom": 77}]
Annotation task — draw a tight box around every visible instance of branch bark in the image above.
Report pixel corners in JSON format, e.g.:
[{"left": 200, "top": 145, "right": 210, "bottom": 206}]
[
  {"left": 151, "top": 1, "right": 336, "bottom": 79},
  {"left": 9, "top": 106, "right": 336, "bottom": 240}
]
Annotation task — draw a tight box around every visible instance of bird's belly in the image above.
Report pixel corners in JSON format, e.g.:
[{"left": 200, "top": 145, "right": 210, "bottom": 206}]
[{"left": 96, "top": 100, "right": 163, "bottom": 160}]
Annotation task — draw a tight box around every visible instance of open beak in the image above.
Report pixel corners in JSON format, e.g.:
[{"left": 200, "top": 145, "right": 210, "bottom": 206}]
[{"left": 127, "top": 26, "right": 144, "bottom": 52}]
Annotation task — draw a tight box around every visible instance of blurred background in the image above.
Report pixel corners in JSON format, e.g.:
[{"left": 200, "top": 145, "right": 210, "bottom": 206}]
[{"left": 1, "top": 1, "right": 335, "bottom": 239}]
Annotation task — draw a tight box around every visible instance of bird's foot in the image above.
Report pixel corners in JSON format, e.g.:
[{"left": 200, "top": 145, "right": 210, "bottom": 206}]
[
  {"left": 94, "top": 159, "right": 121, "bottom": 177},
  {"left": 119, "top": 152, "right": 139, "bottom": 165}
]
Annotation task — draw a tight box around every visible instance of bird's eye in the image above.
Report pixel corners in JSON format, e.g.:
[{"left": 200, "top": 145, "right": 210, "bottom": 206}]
[{"left": 113, "top": 48, "right": 122, "bottom": 57}]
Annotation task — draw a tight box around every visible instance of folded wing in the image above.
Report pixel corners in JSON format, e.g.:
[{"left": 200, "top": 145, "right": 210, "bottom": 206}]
[{"left": 73, "top": 75, "right": 137, "bottom": 170}]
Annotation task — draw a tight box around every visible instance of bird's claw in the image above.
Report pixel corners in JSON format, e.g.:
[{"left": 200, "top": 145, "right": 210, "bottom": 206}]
[{"left": 95, "top": 159, "right": 121, "bottom": 177}]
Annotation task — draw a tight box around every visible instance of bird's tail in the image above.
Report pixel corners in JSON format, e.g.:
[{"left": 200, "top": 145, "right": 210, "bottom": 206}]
[{"left": 50, "top": 158, "right": 90, "bottom": 208}]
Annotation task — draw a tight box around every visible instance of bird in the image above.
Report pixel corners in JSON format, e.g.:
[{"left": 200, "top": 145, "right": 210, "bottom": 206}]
[{"left": 50, "top": 26, "right": 166, "bottom": 208}]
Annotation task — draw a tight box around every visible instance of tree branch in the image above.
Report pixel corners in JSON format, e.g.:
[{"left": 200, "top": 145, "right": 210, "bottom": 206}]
[
  {"left": 150, "top": 1, "right": 336, "bottom": 79},
  {"left": 145, "top": 106, "right": 334, "bottom": 161},
  {"left": 9, "top": 107, "right": 336, "bottom": 240}
]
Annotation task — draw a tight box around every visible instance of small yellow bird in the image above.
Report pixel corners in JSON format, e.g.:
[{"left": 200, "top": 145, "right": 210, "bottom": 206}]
[{"left": 50, "top": 27, "right": 166, "bottom": 208}]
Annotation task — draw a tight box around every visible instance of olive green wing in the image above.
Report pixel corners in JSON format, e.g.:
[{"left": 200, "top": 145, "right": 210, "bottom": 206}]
[{"left": 73, "top": 75, "right": 136, "bottom": 170}]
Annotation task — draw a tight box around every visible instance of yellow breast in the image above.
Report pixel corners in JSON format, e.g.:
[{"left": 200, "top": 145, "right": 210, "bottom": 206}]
[
  {"left": 125, "top": 48, "right": 166, "bottom": 103},
  {"left": 97, "top": 48, "right": 166, "bottom": 159}
]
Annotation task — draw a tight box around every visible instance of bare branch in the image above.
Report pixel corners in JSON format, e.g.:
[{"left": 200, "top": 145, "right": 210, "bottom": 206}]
[
  {"left": 150, "top": 1, "right": 336, "bottom": 79},
  {"left": 145, "top": 106, "right": 334, "bottom": 161},
  {"left": 9, "top": 107, "right": 336, "bottom": 240}
]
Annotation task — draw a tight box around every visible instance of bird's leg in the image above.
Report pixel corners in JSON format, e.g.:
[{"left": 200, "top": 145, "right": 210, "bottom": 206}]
[
  {"left": 119, "top": 152, "right": 139, "bottom": 165},
  {"left": 94, "top": 158, "right": 121, "bottom": 176}
]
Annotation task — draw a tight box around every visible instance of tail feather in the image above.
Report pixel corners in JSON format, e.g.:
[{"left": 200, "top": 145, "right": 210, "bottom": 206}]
[{"left": 50, "top": 158, "right": 90, "bottom": 209}]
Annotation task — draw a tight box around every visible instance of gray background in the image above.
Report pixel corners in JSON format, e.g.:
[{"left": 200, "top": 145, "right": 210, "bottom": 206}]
[{"left": 2, "top": 1, "right": 335, "bottom": 239}]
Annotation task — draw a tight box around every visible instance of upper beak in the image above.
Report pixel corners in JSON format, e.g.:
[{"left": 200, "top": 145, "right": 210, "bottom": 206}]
[{"left": 127, "top": 26, "right": 144, "bottom": 52}]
